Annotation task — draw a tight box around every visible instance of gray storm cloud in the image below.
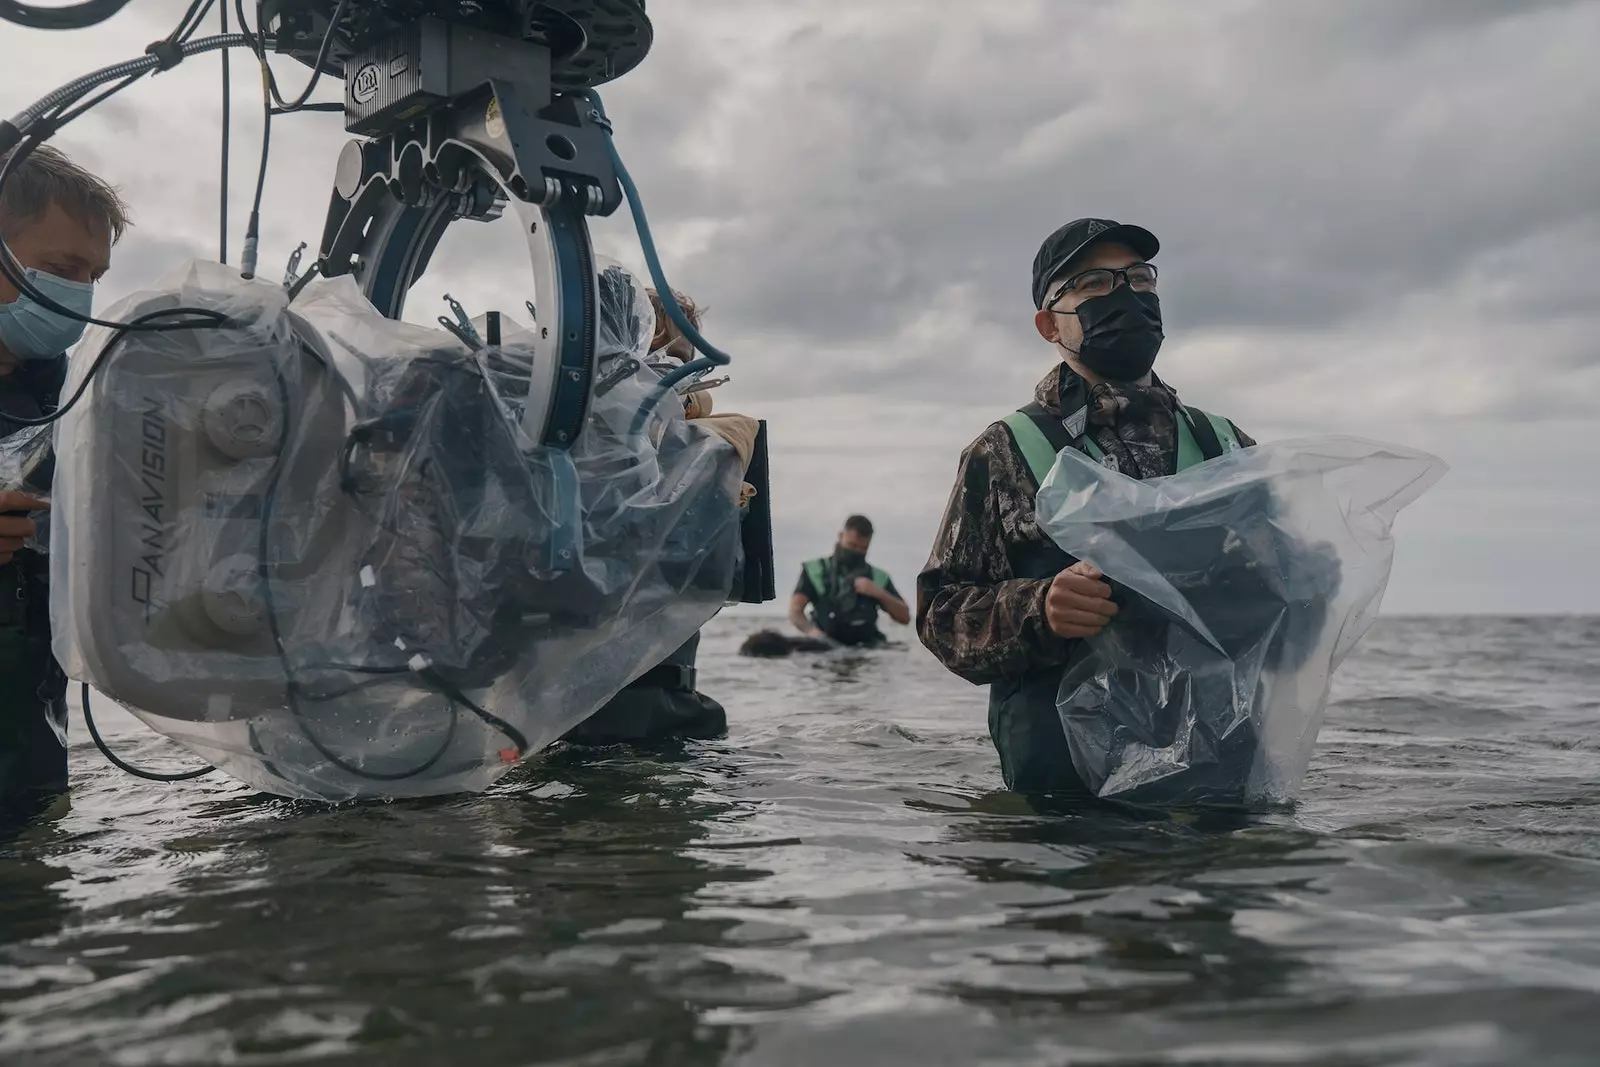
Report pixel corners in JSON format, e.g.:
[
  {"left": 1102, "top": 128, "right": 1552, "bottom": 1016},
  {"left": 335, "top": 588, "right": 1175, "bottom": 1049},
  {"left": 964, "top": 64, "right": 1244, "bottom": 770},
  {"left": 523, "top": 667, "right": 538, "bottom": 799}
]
[{"left": 3, "top": 0, "right": 1596, "bottom": 613}]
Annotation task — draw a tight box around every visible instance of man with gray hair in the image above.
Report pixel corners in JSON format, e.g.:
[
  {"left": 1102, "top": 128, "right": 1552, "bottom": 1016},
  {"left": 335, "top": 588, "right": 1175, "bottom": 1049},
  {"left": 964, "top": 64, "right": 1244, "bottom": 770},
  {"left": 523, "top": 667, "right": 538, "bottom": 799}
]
[{"left": 0, "top": 143, "right": 128, "bottom": 821}]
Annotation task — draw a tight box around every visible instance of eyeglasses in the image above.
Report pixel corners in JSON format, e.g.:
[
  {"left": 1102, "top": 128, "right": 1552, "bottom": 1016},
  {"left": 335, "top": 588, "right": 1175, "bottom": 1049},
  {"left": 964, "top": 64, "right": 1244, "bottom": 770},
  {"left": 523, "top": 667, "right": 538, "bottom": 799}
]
[{"left": 1048, "top": 263, "right": 1158, "bottom": 307}]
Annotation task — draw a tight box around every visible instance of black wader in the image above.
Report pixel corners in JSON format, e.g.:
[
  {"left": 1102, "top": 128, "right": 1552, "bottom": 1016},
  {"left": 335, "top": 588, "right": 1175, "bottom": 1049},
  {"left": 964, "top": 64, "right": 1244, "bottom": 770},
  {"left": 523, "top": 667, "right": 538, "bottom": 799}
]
[
  {"left": 989, "top": 401, "right": 1245, "bottom": 800},
  {"left": 560, "top": 632, "right": 727, "bottom": 746}
]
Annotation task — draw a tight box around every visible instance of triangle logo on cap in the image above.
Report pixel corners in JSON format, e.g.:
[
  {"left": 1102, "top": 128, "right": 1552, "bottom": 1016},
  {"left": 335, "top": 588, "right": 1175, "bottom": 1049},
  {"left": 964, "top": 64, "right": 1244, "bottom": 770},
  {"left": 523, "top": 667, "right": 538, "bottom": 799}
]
[{"left": 1085, "top": 220, "right": 1110, "bottom": 237}]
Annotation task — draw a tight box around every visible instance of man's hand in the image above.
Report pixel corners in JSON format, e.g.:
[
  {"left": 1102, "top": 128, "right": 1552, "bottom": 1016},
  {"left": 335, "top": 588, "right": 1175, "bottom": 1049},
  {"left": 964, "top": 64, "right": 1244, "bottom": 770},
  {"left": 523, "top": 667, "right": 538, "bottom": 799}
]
[
  {"left": 0, "top": 492, "right": 48, "bottom": 566},
  {"left": 788, "top": 591, "right": 825, "bottom": 638},
  {"left": 854, "top": 576, "right": 911, "bottom": 626},
  {"left": 1046, "top": 561, "right": 1118, "bottom": 639}
]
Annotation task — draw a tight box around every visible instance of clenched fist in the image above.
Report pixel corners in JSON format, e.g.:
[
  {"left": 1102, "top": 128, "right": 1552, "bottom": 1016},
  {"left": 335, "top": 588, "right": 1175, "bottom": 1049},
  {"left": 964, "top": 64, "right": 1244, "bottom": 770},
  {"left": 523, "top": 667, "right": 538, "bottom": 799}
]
[
  {"left": 0, "top": 492, "right": 48, "bottom": 566},
  {"left": 1046, "top": 561, "right": 1118, "bottom": 639}
]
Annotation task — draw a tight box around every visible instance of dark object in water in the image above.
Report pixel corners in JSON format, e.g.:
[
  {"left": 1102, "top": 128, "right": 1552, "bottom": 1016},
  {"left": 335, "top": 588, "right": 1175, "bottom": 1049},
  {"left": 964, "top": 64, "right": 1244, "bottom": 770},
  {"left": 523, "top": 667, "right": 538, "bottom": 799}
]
[{"left": 739, "top": 629, "right": 834, "bottom": 658}]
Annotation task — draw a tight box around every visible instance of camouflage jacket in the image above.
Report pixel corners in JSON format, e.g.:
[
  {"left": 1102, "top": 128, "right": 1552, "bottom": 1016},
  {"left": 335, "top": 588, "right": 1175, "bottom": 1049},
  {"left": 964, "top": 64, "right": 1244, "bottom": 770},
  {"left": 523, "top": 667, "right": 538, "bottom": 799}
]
[{"left": 916, "top": 362, "right": 1255, "bottom": 685}]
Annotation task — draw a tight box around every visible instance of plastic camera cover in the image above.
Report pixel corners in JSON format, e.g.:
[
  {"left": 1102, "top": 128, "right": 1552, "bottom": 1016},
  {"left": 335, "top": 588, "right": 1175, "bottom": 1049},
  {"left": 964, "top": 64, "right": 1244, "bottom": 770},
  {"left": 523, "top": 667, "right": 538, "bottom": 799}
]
[{"left": 50, "top": 259, "right": 745, "bottom": 801}]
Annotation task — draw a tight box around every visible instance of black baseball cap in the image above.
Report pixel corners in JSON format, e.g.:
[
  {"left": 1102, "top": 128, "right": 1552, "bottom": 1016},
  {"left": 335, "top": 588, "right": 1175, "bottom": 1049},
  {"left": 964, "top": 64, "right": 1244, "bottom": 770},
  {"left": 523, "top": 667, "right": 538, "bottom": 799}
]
[{"left": 1031, "top": 218, "right": 1160, "bottom": 309}]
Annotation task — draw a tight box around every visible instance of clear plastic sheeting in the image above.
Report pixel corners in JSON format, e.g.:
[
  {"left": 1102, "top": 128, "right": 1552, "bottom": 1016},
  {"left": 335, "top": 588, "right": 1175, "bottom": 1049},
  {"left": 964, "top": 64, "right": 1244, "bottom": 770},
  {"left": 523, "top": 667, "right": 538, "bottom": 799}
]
[
  {"left": 1035, "top": 437, "right": 1447, "bottom": 808},
  {"left": 0, "top": 422, "right": 53, "bottom": 552},
  {"left": 51, "top": 259, "right": 746, "bottom": 801}
]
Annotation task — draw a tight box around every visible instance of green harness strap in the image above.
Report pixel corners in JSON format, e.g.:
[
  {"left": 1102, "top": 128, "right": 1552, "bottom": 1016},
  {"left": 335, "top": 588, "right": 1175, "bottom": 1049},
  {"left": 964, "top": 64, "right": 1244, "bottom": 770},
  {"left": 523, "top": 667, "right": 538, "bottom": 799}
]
[
  {"left": 1001, "top": 407, "right": 1242, "bottom": 485},
  {"left": 1002, "top": 413, "right": 1065, "bottom": 488},
  {"left": 804, "top": 558, "right": 891, "bottom": 597},
  {"left": 804, "top": 558, "right": 826, "bottom": 596}
]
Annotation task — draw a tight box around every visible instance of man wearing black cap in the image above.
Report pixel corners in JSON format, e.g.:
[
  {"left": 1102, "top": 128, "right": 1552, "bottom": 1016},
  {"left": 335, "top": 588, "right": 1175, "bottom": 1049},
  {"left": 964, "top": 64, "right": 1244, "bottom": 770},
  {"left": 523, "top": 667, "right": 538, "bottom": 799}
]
[{"left": 916, "top": 218, "right": 1255, "bottom": 797}]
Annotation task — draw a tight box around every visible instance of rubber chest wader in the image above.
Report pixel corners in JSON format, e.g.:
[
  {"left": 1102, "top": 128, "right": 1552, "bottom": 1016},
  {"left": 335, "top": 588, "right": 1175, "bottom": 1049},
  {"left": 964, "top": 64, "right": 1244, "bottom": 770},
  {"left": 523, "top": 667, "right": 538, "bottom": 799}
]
[
  {"left": 560, "top": 632, "right": 727, "bottom": 745},
  {"left": 0, "top": 364, "right": 69, "bottom": 816},
  {"left": 989, "top": 397, "right": 1241, "bottom": 795},
  {"left": 803, "top": 557, "right": 891, "bottom": 645}
]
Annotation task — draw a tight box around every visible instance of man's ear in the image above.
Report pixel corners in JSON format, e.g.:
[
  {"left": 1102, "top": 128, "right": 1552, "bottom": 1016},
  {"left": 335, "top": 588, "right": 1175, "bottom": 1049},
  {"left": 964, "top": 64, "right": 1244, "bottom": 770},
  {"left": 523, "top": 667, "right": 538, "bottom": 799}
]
[{"left": 1034, "top": 307, "right": 1060, "bottom": 343}]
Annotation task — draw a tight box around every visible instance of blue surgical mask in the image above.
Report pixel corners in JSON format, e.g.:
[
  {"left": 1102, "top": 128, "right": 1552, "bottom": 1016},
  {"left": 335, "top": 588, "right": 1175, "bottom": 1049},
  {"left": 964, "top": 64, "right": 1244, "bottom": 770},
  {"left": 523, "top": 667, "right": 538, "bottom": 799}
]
[{"left": 0, "top": 267, "right": 94, "bottom": 360}]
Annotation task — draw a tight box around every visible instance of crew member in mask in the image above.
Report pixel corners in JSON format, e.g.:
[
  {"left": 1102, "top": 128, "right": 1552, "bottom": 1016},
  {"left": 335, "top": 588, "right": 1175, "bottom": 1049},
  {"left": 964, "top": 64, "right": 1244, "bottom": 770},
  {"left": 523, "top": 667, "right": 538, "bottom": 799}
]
[
  {"left": 790, "top": 515, "right": 910, "bottom": 646},
  {"left": 916, "top": 218, "right": 1255, "bottom": 797},
  {"left": 0, "top": 145, "right": 125, "bottom": 821}
]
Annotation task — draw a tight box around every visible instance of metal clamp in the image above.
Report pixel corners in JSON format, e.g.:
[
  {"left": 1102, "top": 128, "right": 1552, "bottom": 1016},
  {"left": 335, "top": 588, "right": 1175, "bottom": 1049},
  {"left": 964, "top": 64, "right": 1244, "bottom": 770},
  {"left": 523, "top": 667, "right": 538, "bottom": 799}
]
[{"left": 312, "top": 24, "right": 626, "bottom": 450}]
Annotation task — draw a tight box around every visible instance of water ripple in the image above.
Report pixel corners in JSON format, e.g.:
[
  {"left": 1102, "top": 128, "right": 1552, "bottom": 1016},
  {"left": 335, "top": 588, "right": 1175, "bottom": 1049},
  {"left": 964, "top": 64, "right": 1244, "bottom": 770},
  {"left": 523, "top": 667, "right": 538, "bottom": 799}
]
[{"left": 1, "top": 617, "right": 1597, "bottom": 1065}]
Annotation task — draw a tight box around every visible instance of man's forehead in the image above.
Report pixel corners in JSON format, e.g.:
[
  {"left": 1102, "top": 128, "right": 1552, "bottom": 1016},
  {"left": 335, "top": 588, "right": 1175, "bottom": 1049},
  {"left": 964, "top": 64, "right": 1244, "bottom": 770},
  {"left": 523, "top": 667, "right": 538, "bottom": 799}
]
[{"left": 30, "top": 201, "right": 112, "bottom": 256}]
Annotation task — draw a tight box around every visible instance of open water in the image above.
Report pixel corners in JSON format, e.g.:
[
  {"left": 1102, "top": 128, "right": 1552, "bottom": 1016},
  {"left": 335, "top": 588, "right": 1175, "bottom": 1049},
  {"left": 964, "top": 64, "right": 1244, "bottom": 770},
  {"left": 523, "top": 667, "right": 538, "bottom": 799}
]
[{"left": 3, "top": 614, "right": 1598, "bottom": 1066}]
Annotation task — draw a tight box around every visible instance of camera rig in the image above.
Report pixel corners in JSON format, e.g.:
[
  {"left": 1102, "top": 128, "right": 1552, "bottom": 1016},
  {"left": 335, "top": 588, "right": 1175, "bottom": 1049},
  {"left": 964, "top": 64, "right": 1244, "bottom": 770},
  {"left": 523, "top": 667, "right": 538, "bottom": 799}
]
[
  {"left": 1, "top": 0, "right": 774, "bottom": 604},
  {"left": 265, "top": 1, "right": 649, "bottom": 448},
  {"left": 0, "top": 0, "right": 778, "bottom": 797}
]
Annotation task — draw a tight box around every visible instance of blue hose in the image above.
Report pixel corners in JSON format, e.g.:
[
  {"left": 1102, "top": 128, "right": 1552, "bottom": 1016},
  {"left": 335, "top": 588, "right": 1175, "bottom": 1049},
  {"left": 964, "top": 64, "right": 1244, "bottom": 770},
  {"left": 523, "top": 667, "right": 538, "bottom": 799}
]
[{"left": 579, "top": 90, "right": 732, "bottom": 439}]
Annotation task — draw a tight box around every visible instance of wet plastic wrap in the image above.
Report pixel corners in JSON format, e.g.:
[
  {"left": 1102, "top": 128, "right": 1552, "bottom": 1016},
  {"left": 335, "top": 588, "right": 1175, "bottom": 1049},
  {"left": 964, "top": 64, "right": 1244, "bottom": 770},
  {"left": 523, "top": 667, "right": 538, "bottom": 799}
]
[
  {"left": 0, "top": 422, "right": 54, "bottom": 552},
  {"left": 1034, "top": 437, "right": 1446, "bottom": 808},
  {"left": 50, "top": 259, "right": 746, "bottom": 801}
]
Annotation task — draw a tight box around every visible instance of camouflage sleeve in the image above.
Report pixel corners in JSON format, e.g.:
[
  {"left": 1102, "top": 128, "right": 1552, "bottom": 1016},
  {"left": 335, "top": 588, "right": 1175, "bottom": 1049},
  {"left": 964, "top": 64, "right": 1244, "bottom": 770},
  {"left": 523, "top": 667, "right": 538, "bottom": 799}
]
[{"left": 916, "top": 427, "right": 1073, "bottom": 686}]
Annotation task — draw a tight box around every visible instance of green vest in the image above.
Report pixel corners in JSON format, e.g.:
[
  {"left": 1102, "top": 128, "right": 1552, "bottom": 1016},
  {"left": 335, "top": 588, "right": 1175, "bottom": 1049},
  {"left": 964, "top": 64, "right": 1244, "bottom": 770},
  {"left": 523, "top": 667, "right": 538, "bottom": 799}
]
[
  {"left": 803, "top": 557, "right": 891, "bottom": 644},
  {"left": 1000, "top": 405, "right": 1242, "bottom": 484},
  {"left": 804, "top": 558, "right": 889, "bottom": 598}
]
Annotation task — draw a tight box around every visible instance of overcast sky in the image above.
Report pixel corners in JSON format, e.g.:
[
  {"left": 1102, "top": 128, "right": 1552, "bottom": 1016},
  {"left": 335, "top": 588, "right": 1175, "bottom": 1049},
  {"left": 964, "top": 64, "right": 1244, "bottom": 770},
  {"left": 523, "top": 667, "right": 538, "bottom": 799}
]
[{"left": 4, "top": 0, "right": 1597, "bottom": 614}]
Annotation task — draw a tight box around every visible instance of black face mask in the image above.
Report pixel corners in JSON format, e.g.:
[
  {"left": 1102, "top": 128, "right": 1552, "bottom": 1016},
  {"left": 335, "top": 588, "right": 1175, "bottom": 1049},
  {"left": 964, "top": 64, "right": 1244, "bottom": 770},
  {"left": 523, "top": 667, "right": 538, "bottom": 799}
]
[
  {"left": 833, "top": 547, "right": 867, "bottom": 571},
  {"left": 1067, "top": 285, "right": 1164, "bottom": 382}
]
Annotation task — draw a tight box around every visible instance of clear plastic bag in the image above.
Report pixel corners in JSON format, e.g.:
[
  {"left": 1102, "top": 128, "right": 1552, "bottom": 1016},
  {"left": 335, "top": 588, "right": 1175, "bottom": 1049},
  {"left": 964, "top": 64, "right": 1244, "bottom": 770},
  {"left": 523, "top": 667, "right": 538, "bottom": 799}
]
[
  {"left": 51, "top": 259, "right": 745, "bottom": 801},
  {"left": 1034, "top": 436, "right": 1447, "bottom": 807},
  {"left": 0, "top": 422, "right": 53, "bottom": 552}
]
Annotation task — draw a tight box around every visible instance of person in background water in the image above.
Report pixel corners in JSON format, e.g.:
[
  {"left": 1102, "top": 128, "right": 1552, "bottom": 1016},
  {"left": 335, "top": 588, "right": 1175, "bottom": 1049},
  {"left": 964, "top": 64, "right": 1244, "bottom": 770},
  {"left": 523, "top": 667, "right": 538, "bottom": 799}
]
[
  {"left": 916, "top": 217, "right": 1254, "bottom": 797},
  {"left": 560, "top": 286, "right": 744, "bottom": 746},
  {"left": 790, "top": 515, "right": 911, "bottom": 646},
  {"left": 0, "top": 145, "right": 125, "bottom": 822}
]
